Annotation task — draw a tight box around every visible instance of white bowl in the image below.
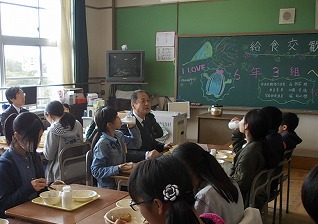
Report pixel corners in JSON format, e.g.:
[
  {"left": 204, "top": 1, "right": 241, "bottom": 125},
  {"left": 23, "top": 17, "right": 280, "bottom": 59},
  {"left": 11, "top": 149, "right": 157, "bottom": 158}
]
[
  {"left": 40, "top": 190, "right": 61, "bottom": 205},
  {"left": 72, "top": 190, "right": 97, "bottom": 202},
  {"left": 0, "top": 218, "right": 9, "bottom": 224},
  {"left": 104, "top": 207, "right": 144, "bottom": 224},
  {"left": 116, "top": 198, "right": 131, "bottom": 208}
]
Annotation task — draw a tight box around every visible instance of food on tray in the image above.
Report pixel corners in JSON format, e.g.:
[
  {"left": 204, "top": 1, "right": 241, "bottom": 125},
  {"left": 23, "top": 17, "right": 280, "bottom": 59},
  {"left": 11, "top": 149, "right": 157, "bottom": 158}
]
[{"left": 110, "top": 213, "right": 132, "bottom": 222}]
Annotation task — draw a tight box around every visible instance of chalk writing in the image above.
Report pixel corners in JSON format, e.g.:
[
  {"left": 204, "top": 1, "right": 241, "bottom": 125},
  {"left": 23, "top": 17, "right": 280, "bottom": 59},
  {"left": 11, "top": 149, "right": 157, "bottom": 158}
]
[{"left": 178, "top": 33, "right": 318, "bottom": 111}]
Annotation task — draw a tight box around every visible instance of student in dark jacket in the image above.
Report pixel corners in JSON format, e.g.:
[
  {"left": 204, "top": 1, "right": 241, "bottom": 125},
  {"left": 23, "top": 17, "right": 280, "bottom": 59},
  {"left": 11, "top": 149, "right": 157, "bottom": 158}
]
[
  {"left": 122, "top": 90, "right": 172, "bottom": 163},
  {"left": 261, "top": 106, "right": 285, "bottom": 169},
  {"left": 278, "top": 112, "right": 302, "bottom": 150},
  {"left": 1, "top": 86, "right": 28, "bottom": 135},
  {"left": 0, "top": 112, "right": 46, "bottom": 218}
]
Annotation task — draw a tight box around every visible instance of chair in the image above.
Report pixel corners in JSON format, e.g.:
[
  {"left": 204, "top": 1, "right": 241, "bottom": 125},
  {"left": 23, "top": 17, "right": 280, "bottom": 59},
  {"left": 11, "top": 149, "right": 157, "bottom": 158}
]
[
  {"left": 283, "top": 148, "right": 295, "bottom": 213},
  {"left": 238, "top": 207, "right": 263, "bottom": 224},
  {"left": 267, "top": 160, "right": 287, "bottom": 224},
  {"left": 58, "top": 142, "right": 91, "bottom": 184},
  {"left": 249, "top": 169, "right": 272, "bottom": 223},
  {"left": 85, "top": 149, "right": 94, "bottom": 186}
]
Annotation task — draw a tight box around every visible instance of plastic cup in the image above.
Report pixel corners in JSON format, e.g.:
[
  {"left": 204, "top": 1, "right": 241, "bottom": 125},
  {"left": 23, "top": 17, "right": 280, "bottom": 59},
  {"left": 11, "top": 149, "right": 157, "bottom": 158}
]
[
  {"left": 228, "top": 120, "right": 240, "bottom": 129},
  {"left": 121, "top": 116, "right": 136, "bottom": 125}
]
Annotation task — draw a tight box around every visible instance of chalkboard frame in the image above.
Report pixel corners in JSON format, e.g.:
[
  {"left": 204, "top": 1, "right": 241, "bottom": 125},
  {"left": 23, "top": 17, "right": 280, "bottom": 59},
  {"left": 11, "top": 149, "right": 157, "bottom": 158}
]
[{"left": 176, "top": 31, "right": 318, "bottom": 114}]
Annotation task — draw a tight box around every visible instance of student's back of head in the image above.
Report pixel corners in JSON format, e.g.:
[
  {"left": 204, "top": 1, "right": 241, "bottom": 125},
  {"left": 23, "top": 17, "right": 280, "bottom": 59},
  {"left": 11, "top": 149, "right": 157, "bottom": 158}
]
[
  {"left": 129, "top": 156, "right": 201, "bottom": 224},
  {"left": 282, "top": 112, "right": 299, "bottom": 132},
  {"left": 302, "top": 164, "right": 318, "bottom": 223},
  {"left": 261, "top": 106, "right": 282, "bottom": 131},
  {"left": 45, "top": 100, "right": 76, "bottom": 130}
]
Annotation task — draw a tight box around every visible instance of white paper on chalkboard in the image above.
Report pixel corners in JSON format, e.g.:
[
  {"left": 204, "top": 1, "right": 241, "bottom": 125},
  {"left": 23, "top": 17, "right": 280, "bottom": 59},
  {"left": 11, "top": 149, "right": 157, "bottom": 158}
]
[
  {"left": 156, "top": 32, "right": 175, "bottom": 47},
  {"left": 156, "top": 47, "right": 175, "bottom": 61}
]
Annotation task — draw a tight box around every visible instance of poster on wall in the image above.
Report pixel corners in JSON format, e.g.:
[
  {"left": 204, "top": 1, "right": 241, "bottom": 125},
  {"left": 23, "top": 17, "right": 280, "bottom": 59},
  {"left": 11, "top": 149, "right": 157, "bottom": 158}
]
[
  {"left": 156, "top": 47, "right": 174, "bottom": 61},
  {"left": 156, "top": 31, "right": 175, "bottom": 61}
]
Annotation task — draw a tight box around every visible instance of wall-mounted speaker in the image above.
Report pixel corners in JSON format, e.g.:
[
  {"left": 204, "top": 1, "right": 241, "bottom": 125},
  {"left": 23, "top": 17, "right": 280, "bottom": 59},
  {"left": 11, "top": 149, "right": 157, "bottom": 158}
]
[{"left": 279, "top": 8, "right": 296, "bottom": 24}]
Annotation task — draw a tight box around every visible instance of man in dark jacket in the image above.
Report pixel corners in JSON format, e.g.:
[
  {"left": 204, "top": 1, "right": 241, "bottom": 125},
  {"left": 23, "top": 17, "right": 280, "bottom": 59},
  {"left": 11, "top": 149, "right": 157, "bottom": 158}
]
[
  {"left": 123, "top": 90, "right": 172, "bottom": 162},
  {"left": 1, "top": 86, "right": 28, "bottom": 135}
]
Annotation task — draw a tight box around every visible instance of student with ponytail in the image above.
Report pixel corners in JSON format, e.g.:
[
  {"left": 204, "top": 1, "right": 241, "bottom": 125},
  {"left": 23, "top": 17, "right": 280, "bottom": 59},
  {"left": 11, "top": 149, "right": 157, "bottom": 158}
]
[
  {"left": 115, "top": 156, "right": 225, "bottom": 224},
  {"left": 90, "top": 106, "right": 141, "bottom": 189},
  {"left": 43, "top": 100, "right": 83, "bottom": 183},
  {"left": 0, "top": 112, "right": 46, "bottom": 218}
]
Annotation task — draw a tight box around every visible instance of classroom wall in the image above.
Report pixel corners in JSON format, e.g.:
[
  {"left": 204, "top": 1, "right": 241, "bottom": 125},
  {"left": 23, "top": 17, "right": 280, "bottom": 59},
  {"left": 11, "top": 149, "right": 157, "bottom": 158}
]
[{"left": 85, "top": 0, "right": 318, "bottom": 157}]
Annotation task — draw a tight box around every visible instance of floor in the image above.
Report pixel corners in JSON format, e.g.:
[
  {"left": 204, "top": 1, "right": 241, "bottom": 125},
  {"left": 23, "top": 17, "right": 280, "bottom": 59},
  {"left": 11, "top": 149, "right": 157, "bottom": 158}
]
[{"left": 266, "top": 168, "right": 314, "bottom": 224}]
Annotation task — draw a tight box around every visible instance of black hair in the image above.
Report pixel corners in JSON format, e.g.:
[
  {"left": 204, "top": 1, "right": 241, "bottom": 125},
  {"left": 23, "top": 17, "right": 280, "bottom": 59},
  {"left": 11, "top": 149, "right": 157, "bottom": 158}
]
[
  {"left": 130, "top": 89, "right": 150, "bottom": 103},
  {"left": 4, "top": 113, "right": 17, "bottom": 145},
  {"left": 128, "top": 156, "right": 201, "bottom": 224},
  {"left": 45, "top": 100, "right": 76, "bottom": 130},
  {"left": 282, "top": 112, "right": 299, "bottom": 132},
  {"left": 63, "top": 103, "right": 71, "bottom": 111},
  {"left": 244, "top": 109, "right": 270, "bottom": 141},
  {"left": 5, "top": 86, "right": 21, "bottom": 104},
  {"left": 244, "top": 109, "right": 271, "bottom": 167},
  {"left": 91, "top": 106, "right": 117, "bottom": 149},
  {"left": 302, "top": 164, "right": 318, "bottom": 223},
  {"left": 5, "top": 112, "right": 45, "bottom": 178},
  {"left": 261, "top": 106, "right": 282, "bottom": 131},
  {"left": 172, "top": 142, "right": 239, "bottom": 203}
]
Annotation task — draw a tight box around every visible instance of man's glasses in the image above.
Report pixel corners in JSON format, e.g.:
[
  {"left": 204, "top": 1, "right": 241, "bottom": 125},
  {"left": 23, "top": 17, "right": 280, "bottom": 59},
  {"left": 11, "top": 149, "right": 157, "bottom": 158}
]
[{"left": 129, "top": 200, "right": 152, "bottom": 211}]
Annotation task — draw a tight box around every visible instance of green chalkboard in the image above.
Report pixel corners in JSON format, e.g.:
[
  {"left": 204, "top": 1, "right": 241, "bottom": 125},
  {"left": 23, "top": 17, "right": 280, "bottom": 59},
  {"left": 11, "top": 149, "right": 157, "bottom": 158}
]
[{"left": 177, "top": 32, "right": 318, "bottom": 111}]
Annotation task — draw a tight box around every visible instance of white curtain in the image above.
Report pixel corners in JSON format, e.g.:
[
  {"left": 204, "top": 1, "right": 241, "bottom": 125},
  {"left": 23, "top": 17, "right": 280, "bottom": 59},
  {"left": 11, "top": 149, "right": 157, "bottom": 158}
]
[{"left": 59, "top": 0, "right": 73, "bottom": 85}]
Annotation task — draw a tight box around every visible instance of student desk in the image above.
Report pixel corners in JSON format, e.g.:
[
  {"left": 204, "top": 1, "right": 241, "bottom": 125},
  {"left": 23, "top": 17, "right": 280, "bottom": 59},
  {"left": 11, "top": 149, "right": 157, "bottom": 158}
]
[{"left": 5, "top": 184, "right": 128, "bottom": 224}]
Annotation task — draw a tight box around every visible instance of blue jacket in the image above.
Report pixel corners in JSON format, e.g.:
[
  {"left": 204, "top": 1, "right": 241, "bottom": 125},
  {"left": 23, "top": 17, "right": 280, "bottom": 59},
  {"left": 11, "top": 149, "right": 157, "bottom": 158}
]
[
  {"left": 0, "top": 148, "right": 45, "bottom": 218},
  {"left": 91, "top": 127, "right": 141, "bottom": 189}
]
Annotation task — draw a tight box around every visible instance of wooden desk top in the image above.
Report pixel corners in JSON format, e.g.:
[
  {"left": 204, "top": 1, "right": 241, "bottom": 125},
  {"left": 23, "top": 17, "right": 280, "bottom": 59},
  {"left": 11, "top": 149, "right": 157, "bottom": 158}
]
[{"left": 5, "top": 184, "right": 129, "bottom": 224}]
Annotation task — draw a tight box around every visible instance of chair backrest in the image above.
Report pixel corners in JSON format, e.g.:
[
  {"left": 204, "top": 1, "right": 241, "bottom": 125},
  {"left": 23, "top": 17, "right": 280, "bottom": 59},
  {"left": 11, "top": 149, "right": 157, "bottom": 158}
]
[
  {"left": 86, "top": 149, "right": 94, "bottom": 186},
  {"left": 239, "top": 207, "right": 263, "bottom": 224},
  {"left": 58, "top": 142, "right": 91, "bottom": 184},
  {"left": 284, "top": 148, "right": 294, "bottom": 161},
  {"left": 267, "top": 159, "right": 286, "bottom": 200},
  {"left": 249, "top": 169, "right": 272, "bottom": 207}
]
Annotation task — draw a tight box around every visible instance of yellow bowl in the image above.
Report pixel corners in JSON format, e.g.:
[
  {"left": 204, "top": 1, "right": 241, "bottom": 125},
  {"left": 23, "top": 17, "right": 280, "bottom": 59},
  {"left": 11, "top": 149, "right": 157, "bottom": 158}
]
[
  {"left": 72, "top": 190, "right": 97, "bottom": 202},
  {"left": 40, "top": 190, "right": 61, "bottom": 205}
]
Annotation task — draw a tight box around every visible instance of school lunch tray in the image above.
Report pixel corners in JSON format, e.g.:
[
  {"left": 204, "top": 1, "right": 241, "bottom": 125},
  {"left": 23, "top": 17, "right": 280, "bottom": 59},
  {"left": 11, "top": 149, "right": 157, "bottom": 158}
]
[{"left": 31, "top": 194, "right": 100, "bottom": 211}]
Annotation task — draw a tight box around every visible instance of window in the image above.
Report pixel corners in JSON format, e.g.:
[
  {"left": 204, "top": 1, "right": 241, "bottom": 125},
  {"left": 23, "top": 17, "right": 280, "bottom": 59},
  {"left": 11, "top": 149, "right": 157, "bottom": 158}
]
[{"left": 0, "top": 0, "right": 63, "bottom": 107}]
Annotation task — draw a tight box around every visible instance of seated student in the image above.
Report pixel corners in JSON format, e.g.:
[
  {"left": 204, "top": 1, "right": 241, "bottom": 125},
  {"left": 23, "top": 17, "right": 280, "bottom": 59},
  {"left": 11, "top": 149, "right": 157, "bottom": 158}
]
[
  {"left": 260, "top": 106, "right": 285, "bottom": 169},
  {"left": 122, "top": 90, "right": 172, "bottom": 163},
  {"left": 43, "top": 100, "right": 83, "bottom": 183},
  {"left": 90, "top": 106, "right": 142, "bottom": 189},
  {"left": 115, "top": 156, "right": 225, "bottom": 224},
  {"left": 224, "top": 109, "right": 270, "bottom": 208},
  {"left": 0, "top": 113, "right": 46, "bottom": 218},
  {"left": 172, "top": 142, "right": 244, "bottom": 224},
  {"left": 1, "top": 86, "right": 28, "bottom": 135},
  {"left": 301, "top": 164, "right": 318, "bottom": 224},
  {"left": 278, "top": 112, "right": 302, "bottom": 150}
]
